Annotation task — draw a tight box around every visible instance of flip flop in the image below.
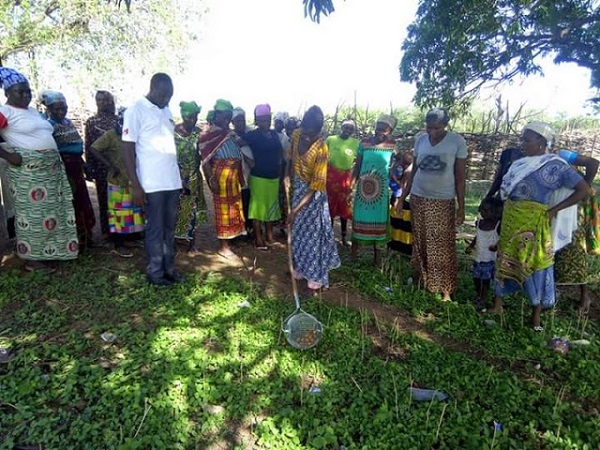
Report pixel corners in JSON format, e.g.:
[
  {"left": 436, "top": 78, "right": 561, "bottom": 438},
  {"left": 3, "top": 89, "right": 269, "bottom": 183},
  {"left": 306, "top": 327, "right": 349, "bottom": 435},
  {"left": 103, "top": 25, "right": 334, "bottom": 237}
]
[
  {"left": 255, "top": 245, "right": 269, "bottom": 251},
  {"left": 111, "top": 248, "right": 134, "bottom": 258},
  {"left": 25, "top": 264, "right": 57, "bottom": 274},
  {"left": 533, "top": 325, "right": 544, "bottom": 332}
]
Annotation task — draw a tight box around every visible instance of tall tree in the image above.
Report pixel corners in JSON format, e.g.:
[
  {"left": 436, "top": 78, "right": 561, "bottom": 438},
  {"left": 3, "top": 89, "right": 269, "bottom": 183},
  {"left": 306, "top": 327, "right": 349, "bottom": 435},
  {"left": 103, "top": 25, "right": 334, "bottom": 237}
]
[
  {"left": 400, "top": 0, "right": 600, "bottom": 110},
  {"left": 1, "top": 1, "right": 122, "bottom": 63},
  {"left": 1, "top": 0, "right": 203, "bottom": 102},
  {"left": 305, "top": 0, "right": 600, "bottom": 110}
]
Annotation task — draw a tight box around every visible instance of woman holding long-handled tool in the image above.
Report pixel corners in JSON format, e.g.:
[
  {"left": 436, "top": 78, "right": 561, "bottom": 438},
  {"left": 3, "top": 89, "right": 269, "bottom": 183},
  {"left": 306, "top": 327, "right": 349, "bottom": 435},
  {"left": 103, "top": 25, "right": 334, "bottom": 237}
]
[{"left": 285, "top": 106, "right": 340, "bottom": 295}]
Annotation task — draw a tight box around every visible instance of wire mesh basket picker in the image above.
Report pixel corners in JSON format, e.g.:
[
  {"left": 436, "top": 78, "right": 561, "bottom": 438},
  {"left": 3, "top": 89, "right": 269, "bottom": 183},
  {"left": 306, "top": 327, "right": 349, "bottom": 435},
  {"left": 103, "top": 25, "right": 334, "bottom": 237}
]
[{"left": 282, "top": 288, "right": 323, "bottom": 350}]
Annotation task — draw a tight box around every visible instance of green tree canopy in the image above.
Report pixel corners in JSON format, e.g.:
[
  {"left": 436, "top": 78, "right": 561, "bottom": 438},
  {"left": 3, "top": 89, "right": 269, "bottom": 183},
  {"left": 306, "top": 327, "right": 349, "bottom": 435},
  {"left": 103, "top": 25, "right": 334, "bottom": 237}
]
[
  {"left": 306, "top": 0, "right": 600, "bottom": 111},
  {"left": 0, "top": 1, "right": 138, "bottom": 63},
  {"left": 1, "top": 0, "right": 202, "bottom": 104},
  {"left": 400, "top": 0, "right": 600, "bottom": 110}
]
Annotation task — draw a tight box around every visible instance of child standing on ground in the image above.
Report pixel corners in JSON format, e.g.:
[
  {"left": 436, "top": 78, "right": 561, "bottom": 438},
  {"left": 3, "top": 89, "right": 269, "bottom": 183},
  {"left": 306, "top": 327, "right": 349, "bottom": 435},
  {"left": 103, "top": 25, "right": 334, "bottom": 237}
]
[
  {"left": 388, "top": 151, "right": 414, "bottom": 255},
  {"left": 466, "top": 197, "right": 502, "bottom": 310},
  {"left": 389, "top": 153, "right": 402, "bottom": 199}
]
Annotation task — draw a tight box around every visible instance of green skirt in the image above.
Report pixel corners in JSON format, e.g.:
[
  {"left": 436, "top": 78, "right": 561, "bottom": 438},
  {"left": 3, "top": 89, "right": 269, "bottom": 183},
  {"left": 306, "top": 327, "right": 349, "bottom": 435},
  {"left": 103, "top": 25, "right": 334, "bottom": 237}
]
[
  {"left": 248, "top": 175, "right": 281, "bottom": 222},
  {"left": 496, "top": 199, "right": 553, "bottom": 286}
]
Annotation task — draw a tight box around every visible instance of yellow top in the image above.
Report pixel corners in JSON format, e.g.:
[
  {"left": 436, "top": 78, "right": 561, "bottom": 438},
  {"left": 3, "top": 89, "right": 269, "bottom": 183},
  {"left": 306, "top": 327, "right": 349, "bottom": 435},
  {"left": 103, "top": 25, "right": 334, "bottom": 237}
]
[{"left": 290, "top": 129, "right": 328, "bottom": 192}]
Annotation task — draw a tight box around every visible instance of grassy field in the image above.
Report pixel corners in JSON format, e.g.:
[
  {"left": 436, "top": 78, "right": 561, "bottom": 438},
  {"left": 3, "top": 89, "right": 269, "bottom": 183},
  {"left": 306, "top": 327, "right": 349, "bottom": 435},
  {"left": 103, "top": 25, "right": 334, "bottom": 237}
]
[{"left": 1, "top": 187, "right": 599, "bottom": 449}]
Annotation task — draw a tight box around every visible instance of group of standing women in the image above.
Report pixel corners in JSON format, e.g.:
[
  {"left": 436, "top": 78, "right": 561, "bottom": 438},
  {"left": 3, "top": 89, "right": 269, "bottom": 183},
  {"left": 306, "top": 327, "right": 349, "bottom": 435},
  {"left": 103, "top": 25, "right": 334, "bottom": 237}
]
[
  {"left": 342, "top": 108, "right": 468, "bottom": 302},
  {"left": 326, "top": 109, "right": 598, "bottom": 330},
  {"left": 0, "top": 67, "right": 209, "bottom": 269},
  {"left": 1, "top": 66, "right": 597, "bottom": 322},
  {"left": 197, "top": 101, "right": 340, "bottom": 293}
]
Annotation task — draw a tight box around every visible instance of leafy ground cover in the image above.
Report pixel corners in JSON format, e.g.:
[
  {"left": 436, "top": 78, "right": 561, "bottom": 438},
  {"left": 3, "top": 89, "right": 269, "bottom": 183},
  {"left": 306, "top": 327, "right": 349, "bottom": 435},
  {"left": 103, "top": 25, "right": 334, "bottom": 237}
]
[{"left": 1, "top": 250, "right": 599, "bottom": 449}]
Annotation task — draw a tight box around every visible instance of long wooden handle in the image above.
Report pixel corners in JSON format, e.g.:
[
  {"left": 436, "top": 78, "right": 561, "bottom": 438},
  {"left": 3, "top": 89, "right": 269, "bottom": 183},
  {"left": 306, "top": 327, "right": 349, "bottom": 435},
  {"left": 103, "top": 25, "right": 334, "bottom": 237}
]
[{"left": 285, "top": 180, "right": 301, "bottom": 310}]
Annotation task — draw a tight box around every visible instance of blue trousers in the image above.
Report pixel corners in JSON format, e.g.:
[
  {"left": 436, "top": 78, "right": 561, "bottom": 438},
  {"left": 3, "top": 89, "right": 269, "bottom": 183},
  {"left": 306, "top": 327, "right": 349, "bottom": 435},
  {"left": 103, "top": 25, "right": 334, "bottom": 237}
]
[{"left": 145, "top": 189, "right": 180, "bottom": 280}]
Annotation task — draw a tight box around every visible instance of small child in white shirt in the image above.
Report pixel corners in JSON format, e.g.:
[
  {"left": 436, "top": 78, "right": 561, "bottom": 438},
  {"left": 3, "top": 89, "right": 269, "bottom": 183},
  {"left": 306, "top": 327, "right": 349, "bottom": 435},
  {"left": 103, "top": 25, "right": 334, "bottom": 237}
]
[{"left": 466, "top": 197, "right": 502, "bottom": 310}]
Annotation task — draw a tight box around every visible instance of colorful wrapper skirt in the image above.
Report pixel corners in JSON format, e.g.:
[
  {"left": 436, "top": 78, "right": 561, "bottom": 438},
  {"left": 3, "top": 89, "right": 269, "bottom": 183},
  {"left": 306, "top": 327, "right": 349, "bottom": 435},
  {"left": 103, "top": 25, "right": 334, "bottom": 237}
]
[
  {"left": 212, "top": 158, "right": 246, "bottom": 239},
  {"left": 326, "top": 165, "right": 352, "bottom": 220},
  {"left": 352, "top": 160, "right": 391, "bottom": 245},
  {"left": 8, "top": 148, "right": 78, "bottom": 261},
  {"left": 584, "top": 192, "right": 600, "bottom": 255},
  {"left": 107, "top": 184, "right": 145, "bottom": 234},
  {"left": 388, "top": 199, "right": 412, "bottom": 256},
  {"left": 555, "top": 207, "right": 588, "bottom": 285},
  {"left": 494, "top": 199, "right": 556, "bottom": 308},
  {"left": 175, "top": 173, "right": 207, "bottom": 241}
]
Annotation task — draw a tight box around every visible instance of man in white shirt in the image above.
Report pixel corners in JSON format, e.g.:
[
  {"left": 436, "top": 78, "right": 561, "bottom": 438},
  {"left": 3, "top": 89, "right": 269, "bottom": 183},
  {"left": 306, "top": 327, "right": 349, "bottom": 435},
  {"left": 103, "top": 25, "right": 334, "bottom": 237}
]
[{"left": 122, "top": 73, "right": 183, "bottom": 286}]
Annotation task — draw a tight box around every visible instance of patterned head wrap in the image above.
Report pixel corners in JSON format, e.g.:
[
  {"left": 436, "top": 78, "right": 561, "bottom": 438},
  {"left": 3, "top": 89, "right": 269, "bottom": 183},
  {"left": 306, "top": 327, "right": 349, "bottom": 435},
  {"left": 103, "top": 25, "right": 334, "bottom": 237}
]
[
  {"left": 41, "top": 90, "right": 66, "bottom": 106},
  {"left": 0, "top": 67, "right": 28, "bottom": 90},
  {"left": 341, "top": 119, "right": 356, "bottom": 128},
  {"left": 376, "top": 114, "right": 397, "bottom": 130},
  {"left": 232, "top": 107, "right": 245, "bottom": 120},
  {"left": 179, "top": 101, "right": 201, "bottom": 118},
  {"left": 213, "top": 99, "right": 233, "bottom": 112},
  {"left": 274, "top": 111, "right": 289, "bottom": 122},
  {"left": 254, "top": 104, "right": 271, "bottom": 117},
  {"left": 523, "top": 121, "right": 556, "bottom": 148}
]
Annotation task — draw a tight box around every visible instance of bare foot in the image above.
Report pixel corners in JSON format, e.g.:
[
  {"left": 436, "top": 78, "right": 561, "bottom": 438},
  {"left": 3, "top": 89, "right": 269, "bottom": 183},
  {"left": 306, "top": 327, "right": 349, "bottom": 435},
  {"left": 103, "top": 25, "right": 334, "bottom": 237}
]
[{"left": 217, "top": 250, "right": 236, "bottom": 259}]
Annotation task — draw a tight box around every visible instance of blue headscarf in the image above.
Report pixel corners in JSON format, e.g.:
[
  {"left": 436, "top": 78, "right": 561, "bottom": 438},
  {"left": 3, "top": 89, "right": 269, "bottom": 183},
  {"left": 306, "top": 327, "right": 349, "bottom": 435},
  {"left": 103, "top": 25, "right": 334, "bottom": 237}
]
[
  {"left": 0, "top": 67, "right": 28, "bottom": 90},
  {"left": 40, "top": 90, "right": 66, "bottom": 106}
]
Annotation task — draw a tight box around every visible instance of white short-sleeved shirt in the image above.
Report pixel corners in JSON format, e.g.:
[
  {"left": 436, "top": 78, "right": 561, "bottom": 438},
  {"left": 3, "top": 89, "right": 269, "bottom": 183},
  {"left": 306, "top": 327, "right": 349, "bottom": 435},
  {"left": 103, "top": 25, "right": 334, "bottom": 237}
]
[
  {"left": 411, "top": 131, "right": 468, "bottom": 200},
  {"left": 122, "top": 97, "right": 182, "bottom": 193},
  {"left": 0, "top": 105, "right": 57, "bottom": 150}
]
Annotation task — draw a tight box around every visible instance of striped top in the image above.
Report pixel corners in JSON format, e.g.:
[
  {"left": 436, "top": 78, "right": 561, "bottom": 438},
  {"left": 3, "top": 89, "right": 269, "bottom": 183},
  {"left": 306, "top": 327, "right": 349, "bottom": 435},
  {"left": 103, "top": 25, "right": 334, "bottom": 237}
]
[{"left": 212, "top": 137, "right": 242, "bottom": 160}]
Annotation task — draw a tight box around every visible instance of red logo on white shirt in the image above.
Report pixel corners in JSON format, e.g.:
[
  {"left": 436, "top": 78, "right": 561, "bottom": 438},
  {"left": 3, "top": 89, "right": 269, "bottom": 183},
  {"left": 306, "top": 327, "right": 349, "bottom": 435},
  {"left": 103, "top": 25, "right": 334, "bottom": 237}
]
[{"left": 123, "top": 128, "right": 129, "bottom": 135}]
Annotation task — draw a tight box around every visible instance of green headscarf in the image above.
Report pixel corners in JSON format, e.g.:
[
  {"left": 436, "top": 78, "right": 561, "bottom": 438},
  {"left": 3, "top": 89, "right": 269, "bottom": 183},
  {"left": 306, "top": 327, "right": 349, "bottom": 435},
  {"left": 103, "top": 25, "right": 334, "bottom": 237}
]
[
  {"left": 213, "top": 99, "right": 233, "bottom": 112},
  {"left": 376, "top": 114, "right": 398, "bottom": 131},
  {"left": 206, "top": 110, "right": 215, "bottom": 123},
  {"left": 179, "top": 101, "right": 201, "bottom": 118}
]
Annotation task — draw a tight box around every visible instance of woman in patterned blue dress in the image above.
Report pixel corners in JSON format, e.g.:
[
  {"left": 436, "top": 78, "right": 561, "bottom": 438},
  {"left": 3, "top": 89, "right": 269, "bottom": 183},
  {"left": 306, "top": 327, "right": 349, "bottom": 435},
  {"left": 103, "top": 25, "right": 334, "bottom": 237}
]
[{"left": 287, "top": 106, "right": 340, "bottom": 293}]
